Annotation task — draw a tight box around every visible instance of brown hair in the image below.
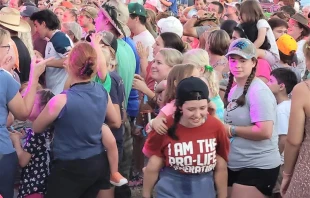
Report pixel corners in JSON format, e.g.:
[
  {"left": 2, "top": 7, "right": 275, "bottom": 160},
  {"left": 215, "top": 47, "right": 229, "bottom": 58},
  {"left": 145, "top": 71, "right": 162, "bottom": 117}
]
[
  {"left": 20, "top": 82, "right": 43, "bottom": 93},
  {"left": 37, "top": 89, "right": 55, "bottom": 110},
  {"left": 224, "top": 57, "right": 258, "bottom": 107},
  {"left": 268, "top": 17, "right": 288, "bottom": 29},
  {"left": 207, "top": 29, "right": 230, "bottom": 56},
  {"left": 68, "top": 42, "right": 97, "bottom": 80},
  {"left": 240, "top": 0, "right": 265, "bottom": 23},
  {"left": 145, "top": 9, "right": 157, "bottom": 38},
  {"left": 163, "top": 64, "right": 196, "bottom": 105},
  {"left": 270, "top": 12, "right": 290, "bottom": 22}
]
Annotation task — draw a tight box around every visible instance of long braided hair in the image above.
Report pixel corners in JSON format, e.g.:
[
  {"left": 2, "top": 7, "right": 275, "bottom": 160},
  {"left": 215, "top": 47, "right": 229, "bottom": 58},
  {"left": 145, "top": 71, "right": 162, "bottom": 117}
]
[{"left": 224, "top": 58, "right": 257, "bottom": 108}]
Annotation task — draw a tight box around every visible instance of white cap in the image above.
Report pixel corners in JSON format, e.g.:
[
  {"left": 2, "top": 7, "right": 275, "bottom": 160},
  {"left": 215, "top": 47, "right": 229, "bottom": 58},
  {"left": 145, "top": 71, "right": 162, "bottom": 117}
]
[{"left": 157, "top": 16, "right": 183, "bottom": 37}]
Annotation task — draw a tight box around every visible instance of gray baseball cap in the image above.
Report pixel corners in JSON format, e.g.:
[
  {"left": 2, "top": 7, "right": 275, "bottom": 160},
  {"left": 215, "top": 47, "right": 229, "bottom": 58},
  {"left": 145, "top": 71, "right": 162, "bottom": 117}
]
[
  {"left": 226, "top": 38, "right": 257, "bottom": 59},
  {"left": 20, "top": 5, "right": 39, "bottom": 17}
]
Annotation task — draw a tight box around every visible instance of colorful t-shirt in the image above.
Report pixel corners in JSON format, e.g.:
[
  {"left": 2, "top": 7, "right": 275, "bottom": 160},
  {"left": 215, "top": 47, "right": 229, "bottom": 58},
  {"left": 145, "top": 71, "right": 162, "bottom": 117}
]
[
  {"left": 93, "top": 73, "right": 112, "bottom": 93},
  {"left": 18, "top": 128, "right": 53, "bottom": 197},
  {"left": 143, "top": 115, "right": 229, "bottom": 174},
  {"left": 116, "top": 39, "right": 136, "bottom": 109}
]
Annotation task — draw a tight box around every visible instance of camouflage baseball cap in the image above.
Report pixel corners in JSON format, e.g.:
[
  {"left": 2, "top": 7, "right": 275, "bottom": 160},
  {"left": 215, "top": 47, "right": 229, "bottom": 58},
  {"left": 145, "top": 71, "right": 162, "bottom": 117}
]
[{"left": 226, "top": 38, "right": 257, "bottom": 59}]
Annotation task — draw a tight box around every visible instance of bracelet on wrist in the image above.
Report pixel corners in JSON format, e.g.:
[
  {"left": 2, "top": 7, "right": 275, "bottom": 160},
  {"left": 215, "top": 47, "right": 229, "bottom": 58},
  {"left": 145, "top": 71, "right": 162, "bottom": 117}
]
[
  {"left": 230, "top": 125, "right": 237, "bottom": 137},
  {"left": 283, "top": 171, "right": 292, "bottom": 176}
]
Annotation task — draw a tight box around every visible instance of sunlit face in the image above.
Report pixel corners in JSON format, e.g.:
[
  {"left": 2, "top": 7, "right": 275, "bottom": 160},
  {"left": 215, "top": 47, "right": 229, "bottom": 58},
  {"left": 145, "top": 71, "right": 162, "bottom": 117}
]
[
  {"left": 33, "top": 20, "right": 48, "bottom": 39},
  {"left": 95, "top": 11, "right": 113, "bottom": 32},
  {"left": 288, "top": 19, "right": 303, "bottom": 40},
  {"left": 194, "top": 0, "right": 206, "bottom": 11},
  {"left": 9, "top": 0, "right": 18, "bottom": 9},
  {"left": 0, "top": 36, "right": 11, "bottom": 64},
  {"left": 28, "top": 94, "right": 42, "bottom": 121},
  {"left": 180, "top": 99, "right": 209, "bottom": 128},
  {"left": 151, "top": 52, "right": 171, "bottom": 82},
  {"left": 78, "top": 14, "right": 91, "bottom": 28},
  {"left": 152, "top": 36, "right": 165, "bottom": 57},
  {"left": 225, "top": 5, "right": 236, "bottom": 18},
  {"left": 267, "top": 75, "right": 281, "bottom": 95},
  {"left": 207, "top": 3, "right": 220, "bottom": 18},
  {"left": 302, "top": 7, "right": 310, "bottom": 18},
  {"left": 54, "top": 8, "right": 65, "bottom": 22},
  {"left": 178, "top": 5, "right": 184, "bottom": 14},
  {"left": 73, "top": 0, "right": 82, "bottom": 5},
  {"left": 228, "top": 54, "right": 256, "bottom": 79},
  {"left": 127, "top": 15, "right": 137, "bottom": 32},
  {"left": 272, "top": 26, "right": 288, "bottom": 40},
  {"left": 63, "top": 10, "right": 76, "bottom": 23},
  {"left": 231, "top": 30, "right": 241, "bottom": 43},
  {"left": 38, "top": 1, "right": 47, "bottom": 10}
]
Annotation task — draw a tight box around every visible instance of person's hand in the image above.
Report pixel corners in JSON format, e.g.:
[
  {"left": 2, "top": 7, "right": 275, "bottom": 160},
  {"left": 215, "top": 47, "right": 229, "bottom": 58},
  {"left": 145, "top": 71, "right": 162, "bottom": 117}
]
[
  {"left": 0, "top": 54, "right": 13, "bottom": 71},
  {"left": 9, "top": 131, "right": 23, "bottom": 144},
  {"left": 30, "top": 57, "right": 54, "bottom": 81},
  {"left": 153, "top": 117, "right": 168, "bottom": 135},
  {"left": 133, "top": 74, "right": 149, "bottom": 93},
  {"left": 136, "top": 42, "right": 149, "bottom": 60},
  {"left": 90, "top": 33, "right": 102, "bottom": 48},
  {"left": 280, "top": 173, "right": 292, "bottom": 197},
  {"left": 208, "top": 101, "right": 217, "bottom": 116},
  {"left": 197, "top": 10, "right": 207, "bottom": 18}
]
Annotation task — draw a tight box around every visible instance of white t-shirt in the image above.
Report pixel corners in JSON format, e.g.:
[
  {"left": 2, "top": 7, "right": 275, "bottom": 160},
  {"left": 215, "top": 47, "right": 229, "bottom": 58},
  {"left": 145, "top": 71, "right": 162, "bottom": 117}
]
[
  {"left": 257, "top": 19, "right": 280, "bottom": 59},
  {"left": 296, "top": 40, "right": 307, "bottom": 77},
  {"left": 276, "top": 100, "right": 291, "bottom": 164},
  {"left": 133, "top": 30, "right": 155, "bottom": 61}
]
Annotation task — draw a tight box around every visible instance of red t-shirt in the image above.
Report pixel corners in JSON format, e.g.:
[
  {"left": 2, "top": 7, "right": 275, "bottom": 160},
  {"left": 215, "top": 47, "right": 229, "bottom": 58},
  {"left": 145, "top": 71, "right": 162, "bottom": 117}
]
[
  {"left": 146, "top": 61, "right": 155, "bottom": 92},
  {"left": 143, "top": 115, "right": 230, "bottom": 174}
]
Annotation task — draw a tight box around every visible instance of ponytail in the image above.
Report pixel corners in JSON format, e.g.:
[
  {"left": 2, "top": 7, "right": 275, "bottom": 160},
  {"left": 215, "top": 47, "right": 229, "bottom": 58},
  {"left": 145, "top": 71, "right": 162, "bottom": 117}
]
[{"left": 167, "top": 100, "right": 183, "bottom": 140}]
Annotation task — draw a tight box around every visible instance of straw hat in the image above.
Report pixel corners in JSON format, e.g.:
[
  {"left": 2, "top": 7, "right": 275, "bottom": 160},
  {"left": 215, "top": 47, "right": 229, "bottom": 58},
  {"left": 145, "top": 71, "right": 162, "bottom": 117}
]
[
  {"left": 291, "top": 13, "right": 310, "bottom": 34},
  {"left": 0, "top": 7, "right": 31, "bottom": 32}
]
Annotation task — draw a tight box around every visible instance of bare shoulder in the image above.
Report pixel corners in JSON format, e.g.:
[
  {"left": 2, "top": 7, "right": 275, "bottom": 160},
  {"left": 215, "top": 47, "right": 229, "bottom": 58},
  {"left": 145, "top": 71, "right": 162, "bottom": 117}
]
[{"left": 48, "top": 94, "right": 67, "bottom": 110}]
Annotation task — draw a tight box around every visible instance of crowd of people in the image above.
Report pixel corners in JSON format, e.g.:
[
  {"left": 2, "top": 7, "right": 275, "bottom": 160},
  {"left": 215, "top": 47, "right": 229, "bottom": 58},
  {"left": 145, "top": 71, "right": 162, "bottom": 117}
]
[{"left": 1, "top": 0, "right": 310, "bottom": 197}]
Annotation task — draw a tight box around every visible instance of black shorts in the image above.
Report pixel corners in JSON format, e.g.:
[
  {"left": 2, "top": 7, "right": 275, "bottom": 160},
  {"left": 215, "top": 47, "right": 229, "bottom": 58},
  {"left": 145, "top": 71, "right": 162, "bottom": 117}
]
[
  {"left": 228, "top": 166, "right": 280, "bottom": 196},
  {"left": 46, "top": 151, "right": 110, "bottom": 198}
]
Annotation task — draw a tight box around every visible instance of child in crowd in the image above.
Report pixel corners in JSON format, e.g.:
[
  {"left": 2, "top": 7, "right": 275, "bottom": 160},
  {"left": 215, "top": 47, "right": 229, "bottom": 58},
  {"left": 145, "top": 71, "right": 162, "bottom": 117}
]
[
  {"left": 10, "top": 89, "right": 55, "bottom": 198},
  {"left": 180, "top": 0, "right": 207, "bottom": 22},
  {"left": 143, "top": 64, "right": 228, "bottom": 198},
  {"left": 267, "top": 68, "right": 298, "bottom": 198},
  {"left": 239, "top": 0, "right": 280, "bottom": 67},
  {"left": 273, "top": 34, "right": 302, "bottom": 82},
  {"left": 143, "top": 76, "right": 229, "bottom": 198}
]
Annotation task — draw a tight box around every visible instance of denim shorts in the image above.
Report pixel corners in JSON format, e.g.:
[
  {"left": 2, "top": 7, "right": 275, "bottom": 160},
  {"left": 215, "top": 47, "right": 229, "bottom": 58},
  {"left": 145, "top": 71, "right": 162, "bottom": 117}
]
[{"left": 155, "top": 167, "right": 216, "bottom": 198}]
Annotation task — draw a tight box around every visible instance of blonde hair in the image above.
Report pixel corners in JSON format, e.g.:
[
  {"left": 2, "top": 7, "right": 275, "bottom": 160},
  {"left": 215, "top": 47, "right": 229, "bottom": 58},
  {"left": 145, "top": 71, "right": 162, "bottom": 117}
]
[
  {"left": 304, "top": 38, "right": 310, "bottom": 64},
  {"left": 183, "top": 49, "right": 219, "bottom": 96},
  {"left": 0, "top": 28, "right": 10, "bottom": 45},
  {"left": 158, "top": 48, "right": 183, "bottom": 67},
  {"left": 18, "top": 31, "right": 35, "bottom": 58}
]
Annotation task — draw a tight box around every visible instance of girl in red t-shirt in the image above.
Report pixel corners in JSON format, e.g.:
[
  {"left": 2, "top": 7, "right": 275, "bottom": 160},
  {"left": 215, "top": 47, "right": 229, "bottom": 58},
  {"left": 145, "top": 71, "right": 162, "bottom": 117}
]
[{"left": 142, "top": 77, "right": 230, "bottom": 198}]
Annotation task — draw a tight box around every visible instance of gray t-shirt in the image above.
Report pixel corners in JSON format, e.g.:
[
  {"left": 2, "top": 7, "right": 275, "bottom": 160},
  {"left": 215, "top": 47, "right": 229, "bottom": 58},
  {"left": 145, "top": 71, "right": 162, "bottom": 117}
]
[
  {"left": 273, "top": 62, "right": 302, "bottom": 83},
  {"left": 224, "top": 78, "right": 281, "bottom": 170},
  {"left": 195, "top": 25, "right": 211, "bottom": 38}
]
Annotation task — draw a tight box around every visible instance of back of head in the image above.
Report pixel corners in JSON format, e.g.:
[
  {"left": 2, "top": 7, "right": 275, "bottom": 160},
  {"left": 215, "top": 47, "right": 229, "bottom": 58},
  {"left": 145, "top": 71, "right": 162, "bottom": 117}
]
[
  {"left": 160, "top": 32, "right": 185, "bottom": 53},
  {"left": 36, "top": 89, "right": 55, "bottom": 109},
  {"left": 220, "top": 20, "right": 238, "bottom": 39},
  {"left": 280, "top": 5, "right": 296, "bottom": 17},
  {"left": 207, "top": 29, "right": 230, "bottom": 56},
  {"left": 271, "top": 68, "right": 298, "bottom": 94},
  {"left": 158, "top": 48, "right": 184, "bottom": 67},
  {"left": 240, "top": 0, "right": 264, "bottom": 23},
  {"left": 277, "top": 34, "right": 297, "bottom": 65},
  {"left": 157, "top": 16, "right": 183, "bottom": 37},
  {"left": 68, "top": 42, "right": 97, "bottom": 80},
  {"left": 183, "top": 48, "right": 210, "bottom": 68},
  {"left": 268, "top": 17, "right": 288, "bottom": 29},
  {"left": 62, "top": 22, "right": 82, "bottom": 42},
  {"left": 30, "top": 9, "right": 60, "bottom": 30},
  {"left": 164, "top": 64, "right": 197, "bottom": 105}
]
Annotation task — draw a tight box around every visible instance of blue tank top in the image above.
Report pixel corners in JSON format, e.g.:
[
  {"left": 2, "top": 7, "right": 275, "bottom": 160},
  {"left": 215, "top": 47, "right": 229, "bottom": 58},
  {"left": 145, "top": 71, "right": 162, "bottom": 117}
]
[{"left": 53, "top": 82, "right": 108, "bottom": 160}]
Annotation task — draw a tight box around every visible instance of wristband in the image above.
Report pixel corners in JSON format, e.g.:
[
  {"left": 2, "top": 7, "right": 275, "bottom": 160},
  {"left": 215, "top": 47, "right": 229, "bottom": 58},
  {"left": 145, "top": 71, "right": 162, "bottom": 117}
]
[
  {"left": 230, "top": 125, "right": 237, "bottom": 137},
  {"left": 283, "top": 171, "right": 292, "bottom": 176},
  {"left": 149, "top": 119, "right": 154, "bottom": 128}
]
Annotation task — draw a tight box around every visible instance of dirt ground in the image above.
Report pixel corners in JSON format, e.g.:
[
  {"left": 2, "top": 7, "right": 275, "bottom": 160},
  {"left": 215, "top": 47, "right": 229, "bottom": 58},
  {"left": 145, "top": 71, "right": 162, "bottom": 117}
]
[{"left": 131, "top": 186, "right": 143, "bottom": 198}]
